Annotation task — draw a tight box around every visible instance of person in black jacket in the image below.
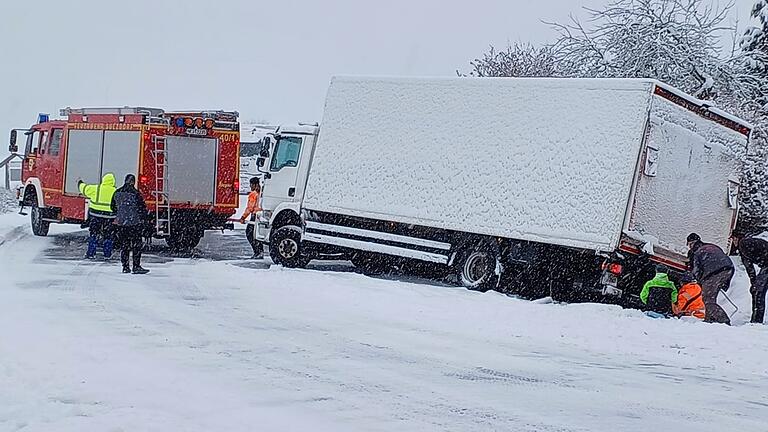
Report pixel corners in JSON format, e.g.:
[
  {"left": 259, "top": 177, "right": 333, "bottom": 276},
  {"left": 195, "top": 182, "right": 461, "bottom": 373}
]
[
  {"left": 111, "top": 174, "right": 149, "bottom": 274},
  {"left": 687, "top": 233, "right": 733, "bottom": 325},
  {"left": 732, "top": 230, "right": 768, "bottom": 324}
]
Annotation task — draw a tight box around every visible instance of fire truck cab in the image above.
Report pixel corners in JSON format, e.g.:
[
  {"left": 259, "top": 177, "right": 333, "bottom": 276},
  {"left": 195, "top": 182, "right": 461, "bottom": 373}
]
[{"left": 10, "top": 107, "right": 240, "bottom": 250}]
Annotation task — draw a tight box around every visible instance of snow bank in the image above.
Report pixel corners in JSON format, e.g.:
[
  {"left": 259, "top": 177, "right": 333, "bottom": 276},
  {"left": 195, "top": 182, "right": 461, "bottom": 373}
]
[{"left": 305, "top": 76, "right": 653, "bottom": 252}]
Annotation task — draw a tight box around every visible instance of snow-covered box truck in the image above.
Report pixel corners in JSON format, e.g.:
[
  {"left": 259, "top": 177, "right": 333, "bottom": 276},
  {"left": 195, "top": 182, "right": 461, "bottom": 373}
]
[{"left": 258, "top": 77, "right": 751, "bottom": 302}]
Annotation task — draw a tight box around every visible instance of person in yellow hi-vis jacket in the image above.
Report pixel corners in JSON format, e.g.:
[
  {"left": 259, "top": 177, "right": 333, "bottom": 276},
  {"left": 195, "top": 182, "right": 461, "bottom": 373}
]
[
  {"left": 78, "top": 173, "right": 116, "bottom": 259},
  {"left": 240, "top": 177, "right": 263, "bottom": 259}
]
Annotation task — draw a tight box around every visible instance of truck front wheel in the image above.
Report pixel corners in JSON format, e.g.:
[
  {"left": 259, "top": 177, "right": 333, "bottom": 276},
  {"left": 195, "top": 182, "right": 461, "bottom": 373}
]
[
  {"left": 454, "top": 241, "right": 499, "bottom": 292},
  {"left": 30, "top": 195, "right": 50, "bottom": 237},
  {"left": 269, "top": 226, "right": 309, "bottom": 268}
]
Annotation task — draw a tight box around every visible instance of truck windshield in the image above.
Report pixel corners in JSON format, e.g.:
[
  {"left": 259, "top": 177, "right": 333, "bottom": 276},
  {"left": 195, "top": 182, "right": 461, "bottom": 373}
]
[{"left": 270, "top": 137, "right": 302, "bottom": 171}]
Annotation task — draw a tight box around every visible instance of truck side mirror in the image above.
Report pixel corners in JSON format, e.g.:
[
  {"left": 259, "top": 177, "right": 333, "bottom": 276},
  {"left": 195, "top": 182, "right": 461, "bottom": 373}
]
[
  {"left": 9, "top": 130, "right": 18, "bottom": 153},
  {"left": 259, "top": 136, "right": 272, "bottom": 158},
  {"left": 256, "top": 157, "right": 266, "bottom": 168}
]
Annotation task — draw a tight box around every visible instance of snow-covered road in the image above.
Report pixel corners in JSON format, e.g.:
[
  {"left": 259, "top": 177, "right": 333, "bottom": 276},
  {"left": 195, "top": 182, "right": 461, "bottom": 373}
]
[{"left": 1, "top": 211, "right": 767, "bottom": 432}]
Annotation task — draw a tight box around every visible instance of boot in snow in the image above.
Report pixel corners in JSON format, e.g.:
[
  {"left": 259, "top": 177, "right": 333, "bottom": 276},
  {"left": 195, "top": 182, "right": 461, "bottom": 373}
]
[{"left": 132, "top": 266, "right": 150, "bottom": 275}]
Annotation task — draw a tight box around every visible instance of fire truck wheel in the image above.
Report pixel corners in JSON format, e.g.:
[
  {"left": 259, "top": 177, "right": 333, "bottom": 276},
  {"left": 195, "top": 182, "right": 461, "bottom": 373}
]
[
  {"left": 269, "top": 226, "right": 309, "bottom": 268},
  {"left": 166, "top": 228, "right": 203, "bottom": 251},
  {"left": 30, "top": 196, "right": 50, "bottom": 237}
]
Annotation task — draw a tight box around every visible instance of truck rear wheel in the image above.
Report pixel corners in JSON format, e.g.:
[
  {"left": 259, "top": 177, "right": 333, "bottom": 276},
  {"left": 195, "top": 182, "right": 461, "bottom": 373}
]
[
  {"left": 454, "top": 241, "right": 499, "bottom": 292},
  {"left": 269, "top": 226, "right": 308, "bottom": 268},
  {"left": 30, "top": 195, "right": 50, "bottom": 237},
  {"left": 351, "top": 252, "right": 391, "bottom": 275},
  {"left": 166, "top": 228, "right": 203, "bottom": 251}
]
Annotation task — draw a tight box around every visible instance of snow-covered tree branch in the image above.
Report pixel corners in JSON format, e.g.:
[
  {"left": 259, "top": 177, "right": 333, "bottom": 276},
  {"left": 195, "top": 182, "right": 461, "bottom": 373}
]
[
  {"left": 548, "top": 0, "right": 736, "bottom": 99},
  {"left": 460, "top": 43, "right": 560, "bottom": 78}
]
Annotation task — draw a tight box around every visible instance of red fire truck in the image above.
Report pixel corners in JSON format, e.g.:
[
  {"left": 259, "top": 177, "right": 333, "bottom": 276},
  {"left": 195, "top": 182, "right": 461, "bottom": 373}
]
[{"left": 8, "top": 107, "right": 240, "bottom": 250}]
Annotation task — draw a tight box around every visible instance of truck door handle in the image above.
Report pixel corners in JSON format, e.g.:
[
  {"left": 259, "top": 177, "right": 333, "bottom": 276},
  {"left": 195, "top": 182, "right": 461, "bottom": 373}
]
[{"left": 288, "top": 187, "right": 296, "bottom": 197}]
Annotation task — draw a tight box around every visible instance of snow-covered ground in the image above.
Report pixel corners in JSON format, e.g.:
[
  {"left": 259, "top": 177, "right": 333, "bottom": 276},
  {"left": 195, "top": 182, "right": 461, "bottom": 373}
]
[
  {"left": 0, "top": 189, "right": 16, "bottom": 214},
  {"left": 1, "top": 206, "right": 767, "bottom": 431}
]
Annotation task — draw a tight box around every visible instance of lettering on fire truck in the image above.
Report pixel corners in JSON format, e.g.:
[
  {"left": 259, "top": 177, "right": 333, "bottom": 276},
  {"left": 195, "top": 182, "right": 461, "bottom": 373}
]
[{"left": 69, "top": 123, "right": 144, "bottom": 131}]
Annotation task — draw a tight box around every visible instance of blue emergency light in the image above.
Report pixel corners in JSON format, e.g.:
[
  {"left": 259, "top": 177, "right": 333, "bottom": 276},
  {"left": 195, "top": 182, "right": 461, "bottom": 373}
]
[
  {"left": 175, "top": 117, "right": 185, "bottom": 127},
  {"left": 38, "top": 113, "right": 49, "bottom": 123}
]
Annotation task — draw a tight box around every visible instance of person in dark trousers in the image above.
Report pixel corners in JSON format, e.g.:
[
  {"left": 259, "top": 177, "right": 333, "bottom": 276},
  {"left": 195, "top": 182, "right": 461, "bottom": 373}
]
[
  {"left": 732, "top": 229, "right": 768, "bottom": 324},
  {"left": 687, "top": 233, "right": 733, "bottom": 325},
  {"left": 240, "top": 177, "right": 263, "bottom": 259},
  {"left": 111, "top": 174, "right": 149, "bottom": 274}
]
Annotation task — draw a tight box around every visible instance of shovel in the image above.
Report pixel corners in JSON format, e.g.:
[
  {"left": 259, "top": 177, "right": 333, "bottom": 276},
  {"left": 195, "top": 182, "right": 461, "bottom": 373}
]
[{"left": 720, "top": 289, "right": 739, "bottom": 318}]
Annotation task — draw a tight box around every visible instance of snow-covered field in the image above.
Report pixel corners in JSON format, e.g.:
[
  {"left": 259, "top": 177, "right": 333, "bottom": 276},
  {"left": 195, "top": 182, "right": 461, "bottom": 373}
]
[{"left": 1, "top": 204, "right": 767, "bottom": 431}]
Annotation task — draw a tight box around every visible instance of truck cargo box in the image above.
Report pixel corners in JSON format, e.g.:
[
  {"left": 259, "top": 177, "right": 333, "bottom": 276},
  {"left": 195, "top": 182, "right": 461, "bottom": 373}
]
[{"left": 302, "top": 77, "right": 749, "bottom": 264}]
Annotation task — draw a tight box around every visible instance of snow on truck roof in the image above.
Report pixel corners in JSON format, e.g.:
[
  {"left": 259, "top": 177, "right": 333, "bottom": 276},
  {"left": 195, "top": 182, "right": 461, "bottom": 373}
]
[
  {"left": 308, "top": 75, "right": 749, "bottom": 255},
  {"left": 330, "top": 76, "right": 752, "bottom": 134}
]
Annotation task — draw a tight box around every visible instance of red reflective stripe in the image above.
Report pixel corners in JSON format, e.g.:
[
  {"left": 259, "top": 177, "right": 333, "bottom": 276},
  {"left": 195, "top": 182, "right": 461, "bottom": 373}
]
[{"left": 618, "top": 244, "right": 688, "bottom": 271}]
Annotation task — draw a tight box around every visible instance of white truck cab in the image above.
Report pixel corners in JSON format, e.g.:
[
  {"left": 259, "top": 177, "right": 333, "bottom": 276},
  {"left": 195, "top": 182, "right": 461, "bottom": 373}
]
[{"left": 254, "top": 124, "right": 319, "bottom": 247}]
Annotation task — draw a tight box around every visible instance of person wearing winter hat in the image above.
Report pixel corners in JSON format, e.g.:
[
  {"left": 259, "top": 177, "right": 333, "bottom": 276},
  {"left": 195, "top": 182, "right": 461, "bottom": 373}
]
[
  {"left": 687, "top": 233, "right": 733, "bottom": 325},
  {"left": 731, "top": 228, "right": 768, "bottom": 324},
  {"left": 673, "top": 272, "right": 705, "bottom": 319}
]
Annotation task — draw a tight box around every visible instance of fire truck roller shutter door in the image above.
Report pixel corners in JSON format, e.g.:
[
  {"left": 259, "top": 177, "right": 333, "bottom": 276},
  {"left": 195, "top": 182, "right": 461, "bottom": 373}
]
[
  {"left": 102, "top": 131, "right": 141, "bottom": 190},
  {"left": 65, "top": 130, "right": 103, "bottom": 195},
  {"left": 165, "top": 136, "right": 218, "bottom": 205}
]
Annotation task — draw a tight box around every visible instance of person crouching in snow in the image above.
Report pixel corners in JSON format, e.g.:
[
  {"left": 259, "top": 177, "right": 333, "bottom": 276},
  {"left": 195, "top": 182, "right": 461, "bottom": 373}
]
[
  {"left": 240, "top": 177, "right": 263, "bottom": 259},
  {"left": 673, "top": 272, "right": 705, "bottom": 319},
  {"left": 640, "top": 265, "right": 678, "bottom": 317}
]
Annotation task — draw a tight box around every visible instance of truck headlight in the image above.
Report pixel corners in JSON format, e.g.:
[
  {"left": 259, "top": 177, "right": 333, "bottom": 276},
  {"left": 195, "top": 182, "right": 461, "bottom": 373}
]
[{"left": 260, "top": 210, "right": 272, "bottom": 222}]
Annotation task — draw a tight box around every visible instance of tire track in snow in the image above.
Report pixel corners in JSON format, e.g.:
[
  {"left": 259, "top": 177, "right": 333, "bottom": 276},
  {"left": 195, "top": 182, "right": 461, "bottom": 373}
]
[
  {"left": 0, "top": 226, "right": 29, "bottom": 249},
  {"left": 174, "top": 262, "right": 208, "bottom": 304}
]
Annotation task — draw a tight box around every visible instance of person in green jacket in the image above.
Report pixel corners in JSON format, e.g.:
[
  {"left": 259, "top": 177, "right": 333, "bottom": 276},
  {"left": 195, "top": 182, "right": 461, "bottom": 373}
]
[
  {"left": 640, "top": 265, "right": 678, "bottom": 316},
  {"left": 78, "top": 173, "right": 117, "bottom": 259}
]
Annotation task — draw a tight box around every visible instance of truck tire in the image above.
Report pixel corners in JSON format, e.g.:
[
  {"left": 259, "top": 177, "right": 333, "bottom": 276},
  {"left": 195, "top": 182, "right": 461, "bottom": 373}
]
[
  {"left": 270, "top": 226, "right": 309, "bottom": 268},
  {"left": 454, "top": 240, "right": 499, "bottom": 292},
  {"left": 549, "top": 279, "right": 572, "bottom": 303},
  {"left": 351, "top": 252, "right": 391, "bottom": 275},
  {"left": 30, "top": 195, "right": 50, "bottom": 237},
  {"left": 166, "top": 228, "right": 203, "bottom": 251}
]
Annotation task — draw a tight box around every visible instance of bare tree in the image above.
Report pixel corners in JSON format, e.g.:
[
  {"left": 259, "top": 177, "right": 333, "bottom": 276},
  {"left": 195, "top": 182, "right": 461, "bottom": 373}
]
[
  {"left": 735, "top": 0, "right": 768, "bottom": 233},
  {"left": 460, "top": 43, "right": 560, "bottom": 78},
  {"left": 548, "top": 0, "right": 735, "bottom": 98}
]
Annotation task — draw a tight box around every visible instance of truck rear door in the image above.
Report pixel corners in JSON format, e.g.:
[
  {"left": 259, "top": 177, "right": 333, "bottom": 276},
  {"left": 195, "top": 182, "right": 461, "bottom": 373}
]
[{"left": 626, "top": 92, "right": 748, "bottom": 259}]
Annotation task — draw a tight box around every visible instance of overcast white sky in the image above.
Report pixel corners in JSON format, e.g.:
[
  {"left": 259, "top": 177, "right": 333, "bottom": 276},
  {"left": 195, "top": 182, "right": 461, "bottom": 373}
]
[{"left": 0, "top": 0, "right": 758, "bottom": 140}]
